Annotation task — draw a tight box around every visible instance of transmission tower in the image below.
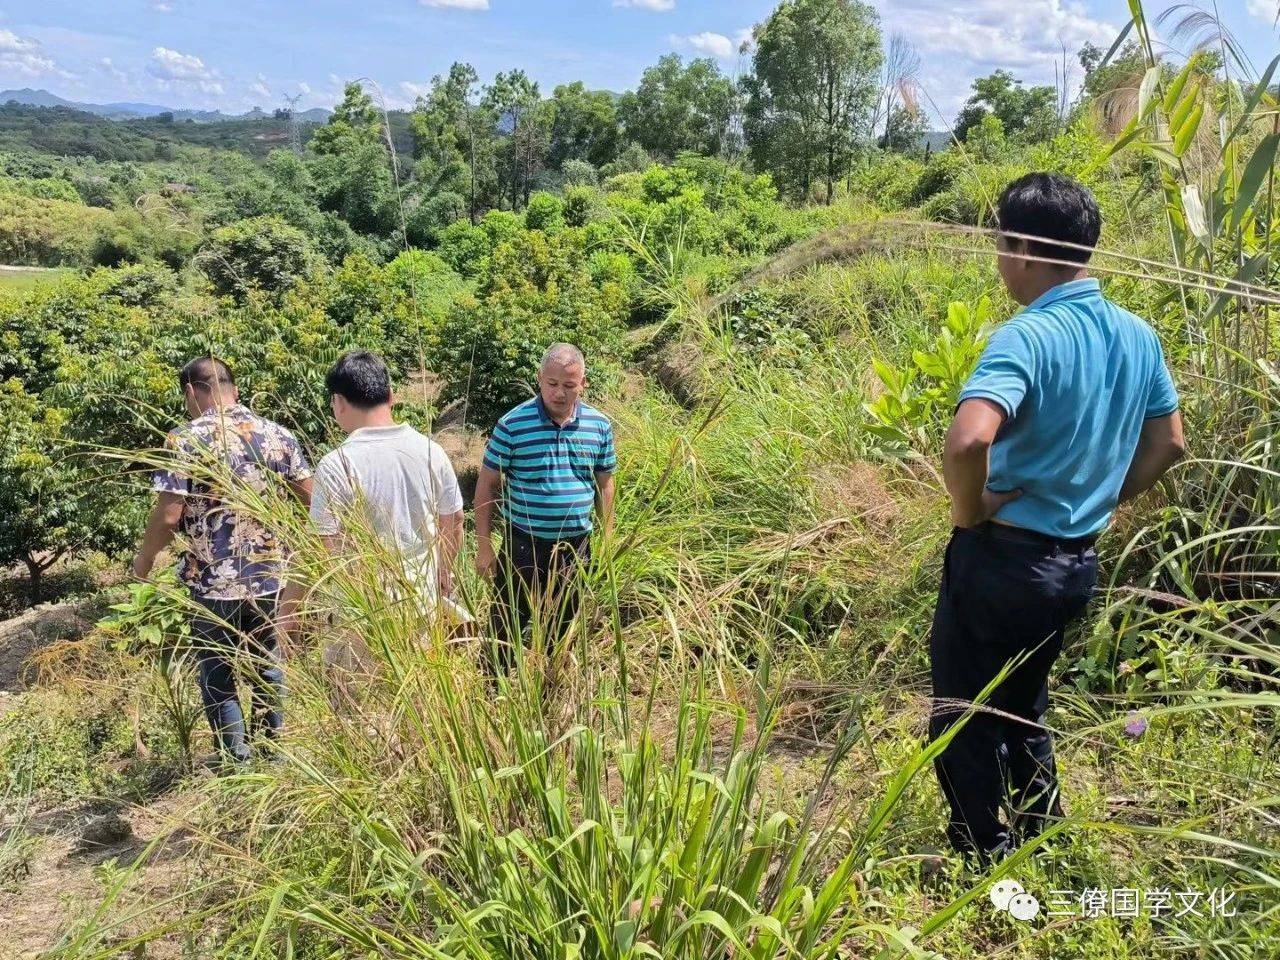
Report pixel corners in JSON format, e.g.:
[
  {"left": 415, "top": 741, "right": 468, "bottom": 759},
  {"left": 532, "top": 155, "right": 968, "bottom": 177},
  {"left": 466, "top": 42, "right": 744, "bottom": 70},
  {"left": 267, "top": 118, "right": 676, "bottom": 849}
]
[{"left": 282, "top": 93, "right": 303, "bottom": 154}]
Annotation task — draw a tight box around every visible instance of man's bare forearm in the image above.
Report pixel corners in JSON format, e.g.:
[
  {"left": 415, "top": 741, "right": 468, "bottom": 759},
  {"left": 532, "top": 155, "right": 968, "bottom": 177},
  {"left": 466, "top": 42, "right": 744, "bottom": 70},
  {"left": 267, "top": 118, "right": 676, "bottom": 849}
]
[
  {"left": 474, "top": 471, "right": 500, "bottom": 544},
  {"left": 133, "top": 494, "right": 184, "bottom": 577},
  {"left": 1119, "top": 412, "right": 1186, "bottom": 504},
  {"left": 1119, "top": 446, "right": 1181, "bottom": 503},
  {"left": 595, "top": 473, "right": 615, "bottom": 539},
  {"left": 943, "top": 439, "right": 991, "bottom": 527},
  {"left": 440, "top": 511, "right": 463, "bottom": 568}
]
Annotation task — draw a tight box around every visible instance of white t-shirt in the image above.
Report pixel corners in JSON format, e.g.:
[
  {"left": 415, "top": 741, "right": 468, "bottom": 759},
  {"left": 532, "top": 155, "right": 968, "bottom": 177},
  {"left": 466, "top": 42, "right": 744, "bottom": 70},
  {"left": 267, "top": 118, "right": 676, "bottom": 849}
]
[{"left": 310, "top": 424, "right": 463, "bottom": 598}]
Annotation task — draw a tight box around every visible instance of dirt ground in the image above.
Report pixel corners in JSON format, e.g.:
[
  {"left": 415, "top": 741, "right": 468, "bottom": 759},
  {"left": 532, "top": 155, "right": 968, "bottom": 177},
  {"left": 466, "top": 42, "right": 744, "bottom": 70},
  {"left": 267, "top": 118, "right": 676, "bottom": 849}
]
[
  {"left": 0, "top": 792, "right": 199, "bottom": 959},
  {"left": 0, "top": 591, "right": 198, "bottom": 959}
]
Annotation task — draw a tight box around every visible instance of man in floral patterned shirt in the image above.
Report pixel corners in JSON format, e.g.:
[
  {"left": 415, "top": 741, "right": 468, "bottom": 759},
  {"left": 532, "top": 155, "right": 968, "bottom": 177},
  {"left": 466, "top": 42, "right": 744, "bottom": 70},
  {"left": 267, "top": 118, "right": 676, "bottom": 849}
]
[{"left": 133, "top": 357, "right": 313, "bottom": 766}]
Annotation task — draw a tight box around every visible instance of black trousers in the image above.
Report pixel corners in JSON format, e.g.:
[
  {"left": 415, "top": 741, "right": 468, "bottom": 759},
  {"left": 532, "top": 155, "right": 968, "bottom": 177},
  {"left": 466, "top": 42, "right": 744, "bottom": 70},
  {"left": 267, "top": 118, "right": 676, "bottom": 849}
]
[
  {"left": 487, "top": 525, "right": 591, "bottom": 676},
  {"left": 190, "top": 593, "right": 283, "bottom": 764},
  {"left": 928, "top": 523, "right": 1098, "bottom": 859}
]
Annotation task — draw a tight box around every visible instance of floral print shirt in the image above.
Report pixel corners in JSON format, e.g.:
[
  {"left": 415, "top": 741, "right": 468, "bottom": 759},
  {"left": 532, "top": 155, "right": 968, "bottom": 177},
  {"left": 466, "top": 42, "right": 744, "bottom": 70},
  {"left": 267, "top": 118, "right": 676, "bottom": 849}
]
[{"left": 152, "top": 404, "right": 312, "bottom": 600}]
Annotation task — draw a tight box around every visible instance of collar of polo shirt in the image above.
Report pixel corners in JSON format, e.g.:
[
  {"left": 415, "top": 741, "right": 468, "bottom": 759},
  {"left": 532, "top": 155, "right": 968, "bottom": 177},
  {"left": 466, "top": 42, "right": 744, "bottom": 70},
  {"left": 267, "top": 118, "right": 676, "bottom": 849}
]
[{"left": 535, "top": 395, "right": 582, "bottom": 428}]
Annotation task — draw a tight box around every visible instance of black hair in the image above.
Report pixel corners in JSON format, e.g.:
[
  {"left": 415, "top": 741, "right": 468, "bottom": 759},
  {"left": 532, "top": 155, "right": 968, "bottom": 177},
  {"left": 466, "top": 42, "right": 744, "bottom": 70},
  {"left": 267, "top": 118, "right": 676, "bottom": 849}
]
[
  {"left": 996, "top": 172, "right": 1102, "bottom": 265},
  {"left": 326, "top": 350, "right": 392, "bottom": 409},
  {"left": 179, "top": 356, "right": 235, "bottom": 392}
]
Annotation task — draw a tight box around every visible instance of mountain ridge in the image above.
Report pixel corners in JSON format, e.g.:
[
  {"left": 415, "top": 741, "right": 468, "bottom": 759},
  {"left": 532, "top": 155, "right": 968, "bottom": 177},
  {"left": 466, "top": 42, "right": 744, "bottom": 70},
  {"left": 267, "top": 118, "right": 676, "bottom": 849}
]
[{"left": 0, "top": 87, "right": 331, "bottom": 123}]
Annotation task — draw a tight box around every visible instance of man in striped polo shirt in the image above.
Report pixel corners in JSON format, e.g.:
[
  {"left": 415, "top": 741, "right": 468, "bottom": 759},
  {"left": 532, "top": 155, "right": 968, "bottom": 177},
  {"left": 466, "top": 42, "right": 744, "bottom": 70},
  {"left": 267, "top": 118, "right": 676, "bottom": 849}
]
[{"left": 475, "top": 343, "right": 617, "bottom": 675}]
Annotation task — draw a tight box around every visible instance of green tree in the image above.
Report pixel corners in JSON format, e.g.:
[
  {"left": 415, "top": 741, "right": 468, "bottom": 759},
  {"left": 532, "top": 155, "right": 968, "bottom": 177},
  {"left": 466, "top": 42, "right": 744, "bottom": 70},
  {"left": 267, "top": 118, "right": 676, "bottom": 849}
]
[
  {"left": 433, "top": 228, "right": 628, "bottom": 427},
  {"left": 547, "top": 81, "right": 620, "bottom": 169},
  {"left": 744, "top": 0, "right": 883, "bottom": 203},
  {"left": 0, "top": 380, "right": 140, "bottom": 604},
  {"left": 410, "top": 62, "right": 496, "bottom": 224},
  {"left": 483, "top": 70, "right": 549, "bottom": 212},
  {"left": 309, "top": 82, "right": 382, "bottom": 156},
  {"left": 307, "top": 82, "right": 399, "bottom": 237},
  {"left": 881, "top": 105, "right": 927, "bottom": 155},
  {"left": 617, "top": 55, "right": 735, "bottom": 160},
  {"left": 953, "top": 70, "right": 1058, "bottom": 144},
  {"left": 199, "top": 215, "right": 315, "bottom": 304}
]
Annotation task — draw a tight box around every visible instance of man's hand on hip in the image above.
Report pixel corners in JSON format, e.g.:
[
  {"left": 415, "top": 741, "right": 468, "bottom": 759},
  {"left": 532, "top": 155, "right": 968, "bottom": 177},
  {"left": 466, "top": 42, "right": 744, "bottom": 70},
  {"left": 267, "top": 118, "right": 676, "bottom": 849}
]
[{"left": 952, "top": 487, "right": 1022, "bottom": 529}]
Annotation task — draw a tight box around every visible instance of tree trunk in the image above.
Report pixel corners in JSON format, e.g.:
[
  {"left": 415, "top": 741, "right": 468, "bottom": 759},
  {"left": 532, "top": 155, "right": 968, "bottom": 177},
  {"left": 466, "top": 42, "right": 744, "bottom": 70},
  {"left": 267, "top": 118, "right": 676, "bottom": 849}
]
[
  {"left": 23, "top": 554, "right": 42, "bottom": 606},
  {"left": 468, "top": 122, "right": 478, "bottom": 225},
  {"left": 826, "top": 70, "right": 837, "bottom": 205}
]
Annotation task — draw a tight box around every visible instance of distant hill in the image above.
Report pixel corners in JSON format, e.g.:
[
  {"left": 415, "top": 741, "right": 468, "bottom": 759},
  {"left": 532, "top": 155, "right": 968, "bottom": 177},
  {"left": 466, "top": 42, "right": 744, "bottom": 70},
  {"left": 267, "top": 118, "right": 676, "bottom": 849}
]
[
  {"left": 0, "top": 87, "right": 332, "bottom": 124},
  {"left": 922, "top": 130, "right": 953, "bottom": 153}
]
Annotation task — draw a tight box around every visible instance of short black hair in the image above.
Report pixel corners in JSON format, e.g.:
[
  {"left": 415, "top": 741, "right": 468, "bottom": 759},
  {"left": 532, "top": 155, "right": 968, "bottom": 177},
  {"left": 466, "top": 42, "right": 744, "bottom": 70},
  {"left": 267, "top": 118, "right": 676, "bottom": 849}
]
[
  {"left": 179, "top": 356, "right": 235, "bottom": 392},
  {"left": 326, "top": 350, "right": 392, "bottom": 409},
  {"left": 996, "top": 172, "right": 1102, "bottom": 265}
]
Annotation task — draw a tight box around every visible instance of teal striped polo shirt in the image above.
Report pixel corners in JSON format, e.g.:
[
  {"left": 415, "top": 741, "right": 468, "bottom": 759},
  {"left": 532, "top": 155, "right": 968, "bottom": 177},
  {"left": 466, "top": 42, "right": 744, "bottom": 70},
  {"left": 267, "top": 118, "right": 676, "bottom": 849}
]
[{"left": 483, "top": 396, "right": 617, "bottom": 540}]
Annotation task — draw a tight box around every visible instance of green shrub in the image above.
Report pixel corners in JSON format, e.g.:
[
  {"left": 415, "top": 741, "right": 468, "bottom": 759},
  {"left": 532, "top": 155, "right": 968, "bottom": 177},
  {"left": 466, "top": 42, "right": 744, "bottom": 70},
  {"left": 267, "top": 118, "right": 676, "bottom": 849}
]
[
  {"left": 560, "top": 158, "right": 599, "bottom": 187},
  {"left": 199, "top": 214, "right": 316, "bottom": 304},
  {"left": 523, "top": 191, "right": 565, "bottom": 233},
  {"left": 562, "top": 185, "right": 602, "bottom": 227},
  {"left": 852, "top": 154, "right": 925, "bottom": 210},
  {"left": 434, "top": 228, "right": 628, "bottom": 427}
]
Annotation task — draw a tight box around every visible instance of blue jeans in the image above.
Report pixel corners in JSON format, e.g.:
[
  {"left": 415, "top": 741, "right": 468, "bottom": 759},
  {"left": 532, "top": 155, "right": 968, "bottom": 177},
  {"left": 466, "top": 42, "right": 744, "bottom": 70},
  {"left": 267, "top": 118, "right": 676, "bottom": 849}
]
[
  {"left": 190, "top": 593, "right": 284, "bottom": 763},
  {"left": 929, "top": 523, "right": 1098, "bottom": 859}
]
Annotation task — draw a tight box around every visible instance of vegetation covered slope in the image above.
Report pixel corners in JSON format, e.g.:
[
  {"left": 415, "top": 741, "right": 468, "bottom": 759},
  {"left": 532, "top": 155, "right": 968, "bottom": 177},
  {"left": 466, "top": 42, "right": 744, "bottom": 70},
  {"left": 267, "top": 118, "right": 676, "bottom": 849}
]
[{"left": 0, "top": 0, "right": 1278, "bottom": 957}]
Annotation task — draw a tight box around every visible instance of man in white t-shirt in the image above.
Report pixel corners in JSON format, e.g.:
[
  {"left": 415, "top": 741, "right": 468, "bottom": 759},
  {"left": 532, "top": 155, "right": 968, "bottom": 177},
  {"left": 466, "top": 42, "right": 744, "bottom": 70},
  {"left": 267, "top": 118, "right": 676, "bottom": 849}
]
[{"left": 309, "top": 350, "right": 464, "bottom": 675}]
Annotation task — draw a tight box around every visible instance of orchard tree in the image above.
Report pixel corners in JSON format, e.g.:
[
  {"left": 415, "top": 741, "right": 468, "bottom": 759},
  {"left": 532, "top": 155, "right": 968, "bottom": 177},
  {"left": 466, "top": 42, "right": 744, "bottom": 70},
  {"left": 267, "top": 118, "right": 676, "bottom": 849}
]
[
  {"left": 199, "top": 215, "right": 315, "bottom": 304},
  {"left": 617, "top": 55, "right": 735, "bottom": 159},
  {"left": 744, "top": 0, "right": 883, "bottom": 203},
  {"left": 0, "top": 380, "right": 141, "bottom": 604}
]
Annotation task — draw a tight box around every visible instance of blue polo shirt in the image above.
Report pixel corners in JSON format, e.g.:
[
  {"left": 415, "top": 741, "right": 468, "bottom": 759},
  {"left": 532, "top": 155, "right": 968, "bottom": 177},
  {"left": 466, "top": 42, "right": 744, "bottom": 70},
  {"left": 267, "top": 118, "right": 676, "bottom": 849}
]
[
  {"left": 959, "top": 278, "right": 1179, "bottom": 539},
  {"left": 483, "top": 396, "right": 617, "bottom": 540}
]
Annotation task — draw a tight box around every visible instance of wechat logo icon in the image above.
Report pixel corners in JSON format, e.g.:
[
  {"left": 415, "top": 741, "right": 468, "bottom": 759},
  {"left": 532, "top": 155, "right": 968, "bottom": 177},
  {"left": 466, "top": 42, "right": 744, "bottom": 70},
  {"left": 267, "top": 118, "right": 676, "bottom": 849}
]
[{"left": 990, "top": 880, "right": 1040, "bottom": 922}]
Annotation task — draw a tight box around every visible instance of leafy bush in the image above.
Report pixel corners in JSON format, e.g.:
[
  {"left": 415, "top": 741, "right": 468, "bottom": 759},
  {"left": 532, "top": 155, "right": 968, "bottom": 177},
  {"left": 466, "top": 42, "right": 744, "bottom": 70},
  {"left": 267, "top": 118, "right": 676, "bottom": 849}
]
[
  {"left": 434, "top": 228, "right": 628, "bottom": 427},
  {"left": 0, "top": 192, "right": 112, "bottom": 266},
  {"left": 560, "top": 158, "right": 599, "bottom": 187},
  {"left": 199, "top": 214, "right": 316, "bottom": 304},
  {"left": 523, "top": 191, "right": 564, "bottom": 233},
  {"left": 850, "top": 153, "right": 925, "bottom": 210},
  {"left": 725, "top": 288, "right": 812, "bottom": 365},
  {"left": 864, "top": 297, "right": 993, "bottom": 456},
  {"left": 562, "top": 185, "right": 603, "bottom": 227}
]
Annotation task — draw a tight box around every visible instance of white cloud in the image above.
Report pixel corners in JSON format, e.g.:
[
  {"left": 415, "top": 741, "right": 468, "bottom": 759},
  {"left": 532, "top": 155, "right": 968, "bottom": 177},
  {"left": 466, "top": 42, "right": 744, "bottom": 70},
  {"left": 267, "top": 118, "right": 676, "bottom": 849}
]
[
  {"left": 684, "top": 31, "right": 733, "bottom": 59},
  {"left": 871, "top": 0, "right": 1118, "bottom": 123},
  {"left": 98, "top": 56, "right": 128, "bottom": 82},
  {"left": 250, "top": 73, "right": 271, "bottom": 99},
  {"left": 153, "top": 2, "right": 173, "bottom": 12},
  {"left": 147, "top": 46, "right": 224, "bottom": 95},
  {"left": 1246, "top": 0, "right": 1277, "bottom": 22},
  {"left": 614, "top": 0, "right": 675, "bottom": 11},
  {"left": 671, "top": 27, "right": 752, "bottom": 61},
  {"left": 298, "top": 80, "right": 312, "bottom": 95},
  {"left": 0, "top": 28, "right": 67, "bottom": 77},
  {"left": 420, "top": 0, "right": 489, "bottom": 8},
  {"left": 400, "top": 80, "right": 431, "bottom": 100}
]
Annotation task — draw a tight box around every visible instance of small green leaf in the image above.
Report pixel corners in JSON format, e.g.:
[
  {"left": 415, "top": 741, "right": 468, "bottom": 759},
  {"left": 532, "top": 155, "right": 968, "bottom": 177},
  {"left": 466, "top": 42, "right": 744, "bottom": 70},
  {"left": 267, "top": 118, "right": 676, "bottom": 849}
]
[{"left": 1172, "top": 102, "right": 1203, "bottom": 157}]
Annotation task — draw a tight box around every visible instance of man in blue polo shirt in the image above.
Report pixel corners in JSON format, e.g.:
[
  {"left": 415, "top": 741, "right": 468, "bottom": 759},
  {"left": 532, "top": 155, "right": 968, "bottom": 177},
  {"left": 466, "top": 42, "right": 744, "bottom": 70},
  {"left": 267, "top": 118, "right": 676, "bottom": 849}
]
[
  {"left": 475, "top": 343, "right": 617, "bottom": 675},
  {"left": 931, "top": 172, "right": 1185, "bottom": 863}
]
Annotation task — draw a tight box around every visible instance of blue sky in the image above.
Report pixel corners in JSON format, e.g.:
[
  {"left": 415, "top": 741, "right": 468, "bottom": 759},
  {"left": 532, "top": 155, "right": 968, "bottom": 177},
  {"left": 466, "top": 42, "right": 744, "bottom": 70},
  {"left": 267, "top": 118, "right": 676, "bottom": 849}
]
[{"left": 0, "top": 0, "right": 1276, "bottom": 123}]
